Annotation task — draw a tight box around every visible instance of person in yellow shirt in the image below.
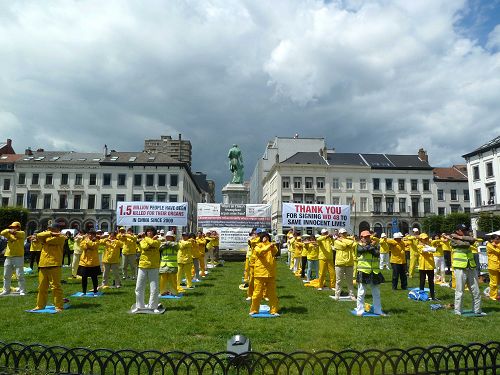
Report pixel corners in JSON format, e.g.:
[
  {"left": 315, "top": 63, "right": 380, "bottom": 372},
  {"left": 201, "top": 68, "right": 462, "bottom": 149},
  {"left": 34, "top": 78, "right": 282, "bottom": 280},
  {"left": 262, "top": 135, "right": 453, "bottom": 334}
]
[
  {"left": 379, "top": 233, "right": 391, "bottom": 270},
  {"left": 300, "top": 235, "right": 309, "bottom": 279},
  {"left": 0, "top": 221, "right": 26, "bottom": 296},
  {"left": 249, "top": 232, "right": 279, "bottom": 316},
  {"left": 431, "top": 234, "right": 446, "bottom": 284},
  {"left": 486, "top": 234, "right": 500, "bottom": 301},
  {"left": 117, "top": 227, "right": 138, "bottom": 280},
  {"left": 417, "top": 233, "right": 437, "bottom": 300},
  {"left": 100, "top": 231, "right": 123, "bottom": 289},
  {"left": 471, "top": 238, "right": 483, "bottom": 277},
  {"left": 32, "top": 224, "right": 66, "bottom": 311},
  {"left": 195, "top": 231, "right": 208, "bottom": 278},
  {"left": 71, "top": 231, "right": 84, "bottom": 278},
  {"left": 333, "top": 228, "right": 356, "bottom": 300},
  {"left": 133, "top": 226, "right": 162, "bottom": 312},
  {"left": 406, "top": 228, "right": 421, "bottom": 278},
  {"left": 304, "top": 236, "right": 319, "bottom": 282},
  {"left": 293, "top": 235, "right": 304, "bottom": 277},
  {"left": 205, "top": 230, "right": 218, "bottom": 266},
  {"left": 177, "top": 232, "right": 194, "bottom": 290},
  {"left": 159, "top": 231, "right": 181, "bottom": 296},
  {"left": 244, "top": 228, "right": 257, "bottom": 286},
  {"left": 29, "top": 232, "right": 42, "bottom": 271},
  {"left": 316, "top": 229, "right": 335, "bottom": 291},
  {"left": 78, "top": 230, "right": 102, "bottom": 295},
  {"left": 441, "top": 234, "right": 453, "bottom": 274},
  {"left": 386, "top": 232, "right": 407, "bottom": 290},
  {"left": 246, "top": 231, "right": 261, "bottom": 301}
]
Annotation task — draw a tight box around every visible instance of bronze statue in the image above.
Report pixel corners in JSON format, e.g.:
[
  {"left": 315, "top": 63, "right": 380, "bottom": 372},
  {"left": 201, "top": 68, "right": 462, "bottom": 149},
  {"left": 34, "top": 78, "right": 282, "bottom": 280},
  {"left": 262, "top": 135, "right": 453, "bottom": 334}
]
[{"left": 228, "top": 144, "right": 244, "bottom": 184}]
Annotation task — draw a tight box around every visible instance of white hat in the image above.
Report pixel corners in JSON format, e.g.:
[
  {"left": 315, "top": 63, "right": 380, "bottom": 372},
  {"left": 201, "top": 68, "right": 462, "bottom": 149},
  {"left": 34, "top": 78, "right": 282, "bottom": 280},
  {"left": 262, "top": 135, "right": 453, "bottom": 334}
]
[
  {"left": 159, "top": 229, "right": 165, "bottom": 234},
  {"left": 165, "top": 231, "right": 174, "bottom": 237},
  {"left": 381, "top": 233, "right": 387, "bottom": 238},
  {"left": 321, "top": 229, "right": 328, "bottom": 234},
  {"left": 412, "top": 228, "right": 419, "bottom": 232},
  {"left": 103, "top": 232, "right": 109, "bottom": 236},
  {"left": 339, "top": 228, "right": 347, "bottom": 234},
  {"left": 394, "top": 232, "right": 403, "bottom": 239}
]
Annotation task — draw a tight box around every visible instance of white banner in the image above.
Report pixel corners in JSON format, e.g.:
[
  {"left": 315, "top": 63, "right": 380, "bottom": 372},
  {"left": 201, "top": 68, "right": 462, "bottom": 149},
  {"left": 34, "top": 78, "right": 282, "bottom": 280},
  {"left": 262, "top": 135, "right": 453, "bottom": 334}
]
[
  {"left": 282, "top": 203, "right": 350, "bottom": 229},
  {"left": 219, "top": 228, "right": 252, "bottom": 250},
  {"left": 116, "top": 202, "right": 188, "bottom": 227}
]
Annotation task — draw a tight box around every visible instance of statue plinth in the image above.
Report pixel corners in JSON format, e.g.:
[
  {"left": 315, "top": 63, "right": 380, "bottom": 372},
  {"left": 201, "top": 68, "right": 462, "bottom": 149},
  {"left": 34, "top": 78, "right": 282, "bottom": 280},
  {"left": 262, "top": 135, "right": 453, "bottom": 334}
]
[{"left": 222, "top": 183, "right": 249, "bottom": 204}]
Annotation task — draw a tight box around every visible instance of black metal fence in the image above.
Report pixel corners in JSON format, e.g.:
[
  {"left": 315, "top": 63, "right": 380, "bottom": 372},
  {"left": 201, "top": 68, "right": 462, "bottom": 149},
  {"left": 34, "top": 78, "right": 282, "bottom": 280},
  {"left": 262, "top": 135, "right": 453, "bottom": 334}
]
[{"left": 0, "top": 340, "right": 498, "bottom": 375}]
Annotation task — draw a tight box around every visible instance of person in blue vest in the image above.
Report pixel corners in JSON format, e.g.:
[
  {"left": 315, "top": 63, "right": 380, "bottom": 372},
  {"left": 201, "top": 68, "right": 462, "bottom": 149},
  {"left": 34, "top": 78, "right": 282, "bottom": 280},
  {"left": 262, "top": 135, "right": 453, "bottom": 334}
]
[
  {"left": 449, "top": 224, "right": 485, "bottom": 316},
  {"left": 355, "top": 230, "right": 385, "bottom": 316}
]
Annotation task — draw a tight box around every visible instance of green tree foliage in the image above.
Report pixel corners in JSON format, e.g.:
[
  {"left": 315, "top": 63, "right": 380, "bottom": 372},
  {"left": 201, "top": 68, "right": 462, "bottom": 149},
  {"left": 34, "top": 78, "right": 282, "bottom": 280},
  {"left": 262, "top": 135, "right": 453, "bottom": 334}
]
[
  {"left": 421, "top": 213, "right": 471, "bottom": 235},
  {"left": 0, "top": 207, "right": 29, "bottom": 230},
  {"left": 477, "top": 213, "right": 500, "bottom": 233}
]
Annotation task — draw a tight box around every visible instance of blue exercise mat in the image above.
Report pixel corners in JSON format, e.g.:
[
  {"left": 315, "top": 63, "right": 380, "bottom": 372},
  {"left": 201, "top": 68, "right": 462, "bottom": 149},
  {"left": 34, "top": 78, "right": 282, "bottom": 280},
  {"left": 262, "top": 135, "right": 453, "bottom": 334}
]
[
  {"left": 159, "top": 294, "right": 183, "bottom": 299},
  {"left": 350, "top": 309, "right": 386, "bottom": 317},
  {"left": 454, "top": 310, "right": 487, "bottom": 317},
  {"left": 26, "top": 303, "right": 70, "bottom": 314},
  {"left": 409, "top": 287, "right": 430, "bottom": 292},
  {"left": 250, "top": 305, "right": 280, "bottom": 318},
  {"left": 70, "top": 291, "right": 104, "bottom": 297}
]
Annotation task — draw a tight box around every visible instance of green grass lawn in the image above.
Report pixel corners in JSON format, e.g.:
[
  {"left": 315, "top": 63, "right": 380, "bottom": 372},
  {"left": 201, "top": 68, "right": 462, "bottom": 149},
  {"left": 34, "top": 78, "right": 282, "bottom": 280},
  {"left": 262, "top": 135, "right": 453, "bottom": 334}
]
[{"left": 0, "top": 259, "right": 498, "bottom": 353}]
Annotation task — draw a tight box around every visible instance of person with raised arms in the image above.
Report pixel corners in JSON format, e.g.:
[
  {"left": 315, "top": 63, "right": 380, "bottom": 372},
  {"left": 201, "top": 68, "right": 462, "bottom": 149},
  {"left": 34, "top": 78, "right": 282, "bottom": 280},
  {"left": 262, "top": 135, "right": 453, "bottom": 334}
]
[
  {"left": 78, "top": 230, "right": 102, "bottom": 295},
  {"left": 0, "top": 221, "right": 26, "bottom": 296}
]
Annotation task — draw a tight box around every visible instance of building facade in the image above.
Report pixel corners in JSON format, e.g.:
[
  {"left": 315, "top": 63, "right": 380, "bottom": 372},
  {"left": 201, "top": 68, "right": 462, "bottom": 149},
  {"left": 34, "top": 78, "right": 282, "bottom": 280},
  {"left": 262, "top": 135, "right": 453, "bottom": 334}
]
[
  {"left": 433, "top": 165, "right": 470, "bottom": 216},
  {"left": 144, "top": 134, "right": 192, "bottom": 167},
  {"left": 6, "top": 150, "right": 202, "bottom": 234}
]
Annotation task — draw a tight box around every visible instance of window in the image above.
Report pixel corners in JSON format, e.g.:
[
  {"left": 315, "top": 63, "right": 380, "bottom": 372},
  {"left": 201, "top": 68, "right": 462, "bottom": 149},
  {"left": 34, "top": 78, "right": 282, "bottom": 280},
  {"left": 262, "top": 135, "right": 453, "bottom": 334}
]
[
  {"left": 170, "top": 174, "right": 178, "bottom": 187},
  {"left": 385, "top": 179, "right": 393, "bottom": 191},
  {"left": 3, "top": 178, "right": 10, "bottom": 191},
  {"left": 157, "top": 193, "right": 166, "bottom": 202},
  {"left": 346, "top": 178, "right": 353, "bottom": 190},
  {"left": 282, "top": 195, "right": 290, "bottom": 203},
  {"left": 332, "top": 196, "right": 340, "bottom": 205},
  {"left": 18, "top": 173, "right": 26, "bottom": 185},
  {"left": 464, "top": 207, "right": 471, "bottom": 213},
  {"left": 59, "top": 194, "right": 67, "bottom": 209},
  {"left": 411, "top": 198, "right": 419, "bottom": 217},
  {"left": 43, "top": 194, "right": 51, "bottom": 209},
  {"left": 116, "top": 194, "right": 126, "bottom": 202},
  {"left": 89, "top": 174, "right": 97, "bottom": 186},
  {"left": 386, "top": 197, "right": 394, "bottom": 214},
  {"left": 423, "top": 179, "right": 430, "bottom": 191},
  {"left": 146, "top": 174, "right": 154, "bottom": 187},
  {"left": 88, "top": 194, "right": 96, "bottom": 209},
  {"left": 118, "top": 174, "right": 126, "bottom": 186},
  {"left": 450, "top": 204, "right": 460, "bottom": 213},
  {"left": 316, "top": 177, "right": 325, "bottom": 189},
  {"left": 347, "top": 196, "right": 354, "bottom": 206},
  {"left": 16, "top": 194, "right": 24, "bottom": 207},
  {"left": 474, "top": 188, "right": 482, "bottom": 207},
  {"left": 305, "top": 177, "right": 313, "bottom": 189},
  {"left": 450, "top": 189, "right": 457, "bottom": 201},
  {"left": 464, "top": 189, "right": 470, "bottom": 201},
  {"left": 45, "top": 174, "right": 53, "bottom": 186},
  {"left": 75, "top": 174, "right": 83, "bottom": 186},
  {"left": 332, "top": 178, "right": 339, "bottom": 189},
  {"left": 169, "top": 195, "right": 178, "bottom": 202},
  {"left": 437, "top": 189, "right": 444, "bottom": 201},
  {"left": 134, "top": 174, "right": 142, "bottom": 186},
  {"left": 28, "top": 193, "right": 37, "bottom": 209},
  {"left": 360, "top": 197, "right": 368, "bottom": 212},
  {"left": 360, "top": 179, "right": 367, "bottom": 190},
  {"left": 438, "top": 207, "right": 445, "bottom": 215},
  {"left": 411, "top": 179, "right": 418, "bottom": 191},
  {"left": 487, "top": 185, "right": 496, "bottom": 205},
  {"left": 373, "top": 178, "right": 380, "bottom": 190},
  {"left": 100, "top": 195, "right": 110, "bottom": 209},
  {"left": 424, "top": 198, "right": 431, "bottom": 213},
  {"left": 61, "top": 173, "right": 69, "bottom": 185},
  {"left": 473, "top": 166, "right": 480, "bottom": 180},
  {"left": 305, "top": 194, "right": 314, "bottom": 203},
  {"left": 74, "top": 195, "right": 81, "bottom": 210},
  {"left": 293, "top": 194, "right": 303, "bottom": 203},
  {"left": 293, "top": 177, "right": 302, "bottom": 189},
  {"left": 103, "top": 173, "right": 112, "bottom": 186},
  {"left": 1, "top": 198, "right": 8, "bottom": 207},
  {"left": 144, "top": 193, "right": 155, "bottom": 201},
  {"left": 399, "top": 198, "right": 406, "bottom": 213},
  {"left": 282, "top": 177, "right": 290, "bottom": 189},
  {"left": 316, "top": 196, "right": 325, "bottom": 204},
  {"left": 158, "top": 174, "right": 166, "bottom": 187},
  {"left": 373, "top": 197, "right": 381, "bottom": 214},
  {"left": 486, "top": 162, "right": 494, "bottom": 178},
  {"left": 32, "top": 173, "right": 39, "bottom": 185},
  {"left": 133, "top": 194, "right": 142, "bottom": 202},
  {"left": 398, "top": 179, "right": 405, "bottom": 191}
]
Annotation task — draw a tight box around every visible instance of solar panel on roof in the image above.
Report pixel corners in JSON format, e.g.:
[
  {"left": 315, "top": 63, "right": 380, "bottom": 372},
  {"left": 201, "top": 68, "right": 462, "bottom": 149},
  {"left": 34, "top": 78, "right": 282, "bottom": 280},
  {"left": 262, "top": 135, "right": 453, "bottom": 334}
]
[{"left": 128, "top": 156, "right": 137, "bottom": 162}]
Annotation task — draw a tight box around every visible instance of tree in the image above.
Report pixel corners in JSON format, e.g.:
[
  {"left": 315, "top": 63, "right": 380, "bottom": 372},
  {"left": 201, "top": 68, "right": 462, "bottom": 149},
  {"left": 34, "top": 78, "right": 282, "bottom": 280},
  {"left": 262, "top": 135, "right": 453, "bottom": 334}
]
[
  {"left": 421, "top": 215, "right": 445, "bottom": 235},
  {"left": 477, "top": 213, "right": 500, "bottom": 233},
  {"left": 421, "top": 212, "right": 471, "bottom": 235},
  {"left": 0, "top": 207, "right": 29, "bottom": 231}
]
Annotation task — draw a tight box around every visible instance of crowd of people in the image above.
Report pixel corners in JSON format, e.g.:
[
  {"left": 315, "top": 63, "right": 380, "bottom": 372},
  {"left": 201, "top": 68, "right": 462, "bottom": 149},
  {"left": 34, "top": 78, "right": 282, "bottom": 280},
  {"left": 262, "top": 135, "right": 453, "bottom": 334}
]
[{"left": 0, "top": 221, "right": 220, "bottom": 313}]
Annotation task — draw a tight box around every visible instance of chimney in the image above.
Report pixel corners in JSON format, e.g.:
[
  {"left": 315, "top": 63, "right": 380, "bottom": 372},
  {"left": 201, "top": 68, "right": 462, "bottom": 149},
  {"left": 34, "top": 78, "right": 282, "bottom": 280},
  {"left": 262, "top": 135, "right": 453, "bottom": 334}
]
[
  {"left": 36, "top": 148, "right": 44, "bottom": 152},
  {"left": 25, "top": 147, "right": 33, "bottom": 156},
  {"left": 418, "top": 148, "right": 428, "bottom": 163},
  {"left": 6, "top": 139, "right": 11, "bottom": 147},
  {"left": 104, "top": 144, "right": 108, "bottom": 157}
]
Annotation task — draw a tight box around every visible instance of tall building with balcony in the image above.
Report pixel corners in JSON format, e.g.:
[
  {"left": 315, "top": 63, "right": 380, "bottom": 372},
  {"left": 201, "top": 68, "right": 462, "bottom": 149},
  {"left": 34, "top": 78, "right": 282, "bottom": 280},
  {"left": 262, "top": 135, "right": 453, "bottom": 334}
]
[
  {"left": 144, "top": 134, "right": 192, "bottom": 168},
  {"left": 433, "top": 165, "right": 470, "bottom": 215}
]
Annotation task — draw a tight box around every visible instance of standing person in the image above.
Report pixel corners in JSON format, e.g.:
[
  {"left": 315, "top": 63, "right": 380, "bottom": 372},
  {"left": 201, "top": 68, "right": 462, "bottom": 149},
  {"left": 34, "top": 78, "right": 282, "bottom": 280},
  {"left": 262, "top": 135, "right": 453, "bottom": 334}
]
[
  {"left": 431, "top": 234, "right": 446, "bottom": 284},
  {"left": 246, "top": 231, "right": 261, "bottom": 301},
  {"left": 117, "top": 227, "right": 138, "bottom": 280},
  {"left": 0, "top": 222, "right": 26, "bottom": 296},
  {"left": 205, "top": 231, "right": 218, "bottom": 266},
  {"left": 62, "top": 232, "right": 72, "bottom": 267},
  {"left": 299, "top": 235, "right": 308, "bottom": 279},
  {"left": 71, "top": 231, "right": 84, "bottom": 278},
  {"left": 355, "top": 231, "right": 385, "bottom": 316},
  {"left": 29, "top": 232, "right": 42, "bottom": 271},
  {"left": 78, "top": 230, "right": 102, "bottom": 295},
  {"left": 32, "top": 224, "right": 66, "bottom": 311},
  {"left": 379, "top": 233, "right": 391, "bottom": 270},
  {"left": 159, "top": 231, "right": 181, "bottom": 296},
  {"left": 304, "top": 236, "right": 319, "bottom": 282},
  {"left": 407, "top": 228, "right": 420, "bottom": 278},
  {"left": 441, "top": 234, "right": 453, "bottom": 274},
  {"left": 177, "top": 232, "right": 194, "bottom": 290},
  {"left": 332, "top": 228, "right": 356, "bottom": 300},
  {"left": 100, "top": 231, "right": 123, "bottom": 289},
  {"left": 450, "top": 224, "right": 485, "bottom": 316},
  {"left": 486, "top": 234, "right": 500, "bottom": 301},
  {"left": 417, "top": 233, "right": 437, "bottom": 300},
  {"left": 133, "top": 227, "right": 162, "bottom": 312},
  {"left": 195, "top": 231, "right": 208, "bottom": 278},
  {"left": 386, "top": 232, "right": 408, "bottom": 290},
  {"left": 316, "top": 229, "right": 335, "bottom": 291},
  {"left": 249, "top": 232, "right": 279, "bottom": 316}
]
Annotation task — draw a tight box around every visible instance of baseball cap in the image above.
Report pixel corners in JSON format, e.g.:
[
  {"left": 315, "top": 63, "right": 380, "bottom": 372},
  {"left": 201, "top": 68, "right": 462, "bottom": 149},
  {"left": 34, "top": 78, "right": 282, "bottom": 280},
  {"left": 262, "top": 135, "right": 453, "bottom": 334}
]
[
  {"left": 159, "top": 229, "right": 165, "bottom": 234},
  {"left": 381, "top": 233, "right": 387, "bottom": 238},
  {"left": 419, "top": 233, "right": 429, "bottom": 239},
  {"left": 339, "top": 228, "right": 347, "bottom": 234},
  {"left": 412, "top": 228, "right": 419, "bottom": 232},
  {"left": 456, "top": 223, "right": 468, "bottom": 231},
  {"left": 8, "top": 221, "right": 21, "bottom": 228},
  {"left": 321, "top": 229, "right": 328, "bottom": 234},
  {"left": 119, "top": 227, "right": 125, "bottom": 231},
  {"left": 394, "top": 232, "right": 403, "bottom": 239},
  {"left": 165, "top": 231, "right": 175, "bottom": 237}
]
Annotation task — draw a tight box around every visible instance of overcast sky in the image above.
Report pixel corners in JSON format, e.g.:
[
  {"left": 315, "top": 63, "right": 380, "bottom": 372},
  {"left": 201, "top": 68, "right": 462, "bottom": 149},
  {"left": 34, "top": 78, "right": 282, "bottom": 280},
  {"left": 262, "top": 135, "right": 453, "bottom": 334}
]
[{"left": 1, "top": 0, "right": 500, "bottom": 196}]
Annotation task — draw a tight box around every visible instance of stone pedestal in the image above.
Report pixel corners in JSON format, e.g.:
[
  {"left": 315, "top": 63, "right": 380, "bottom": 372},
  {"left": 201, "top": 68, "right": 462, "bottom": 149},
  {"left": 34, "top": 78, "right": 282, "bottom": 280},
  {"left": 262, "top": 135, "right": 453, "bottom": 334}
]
[{"left": 222, "top": 184, "right": 249, "bottom": 204}]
